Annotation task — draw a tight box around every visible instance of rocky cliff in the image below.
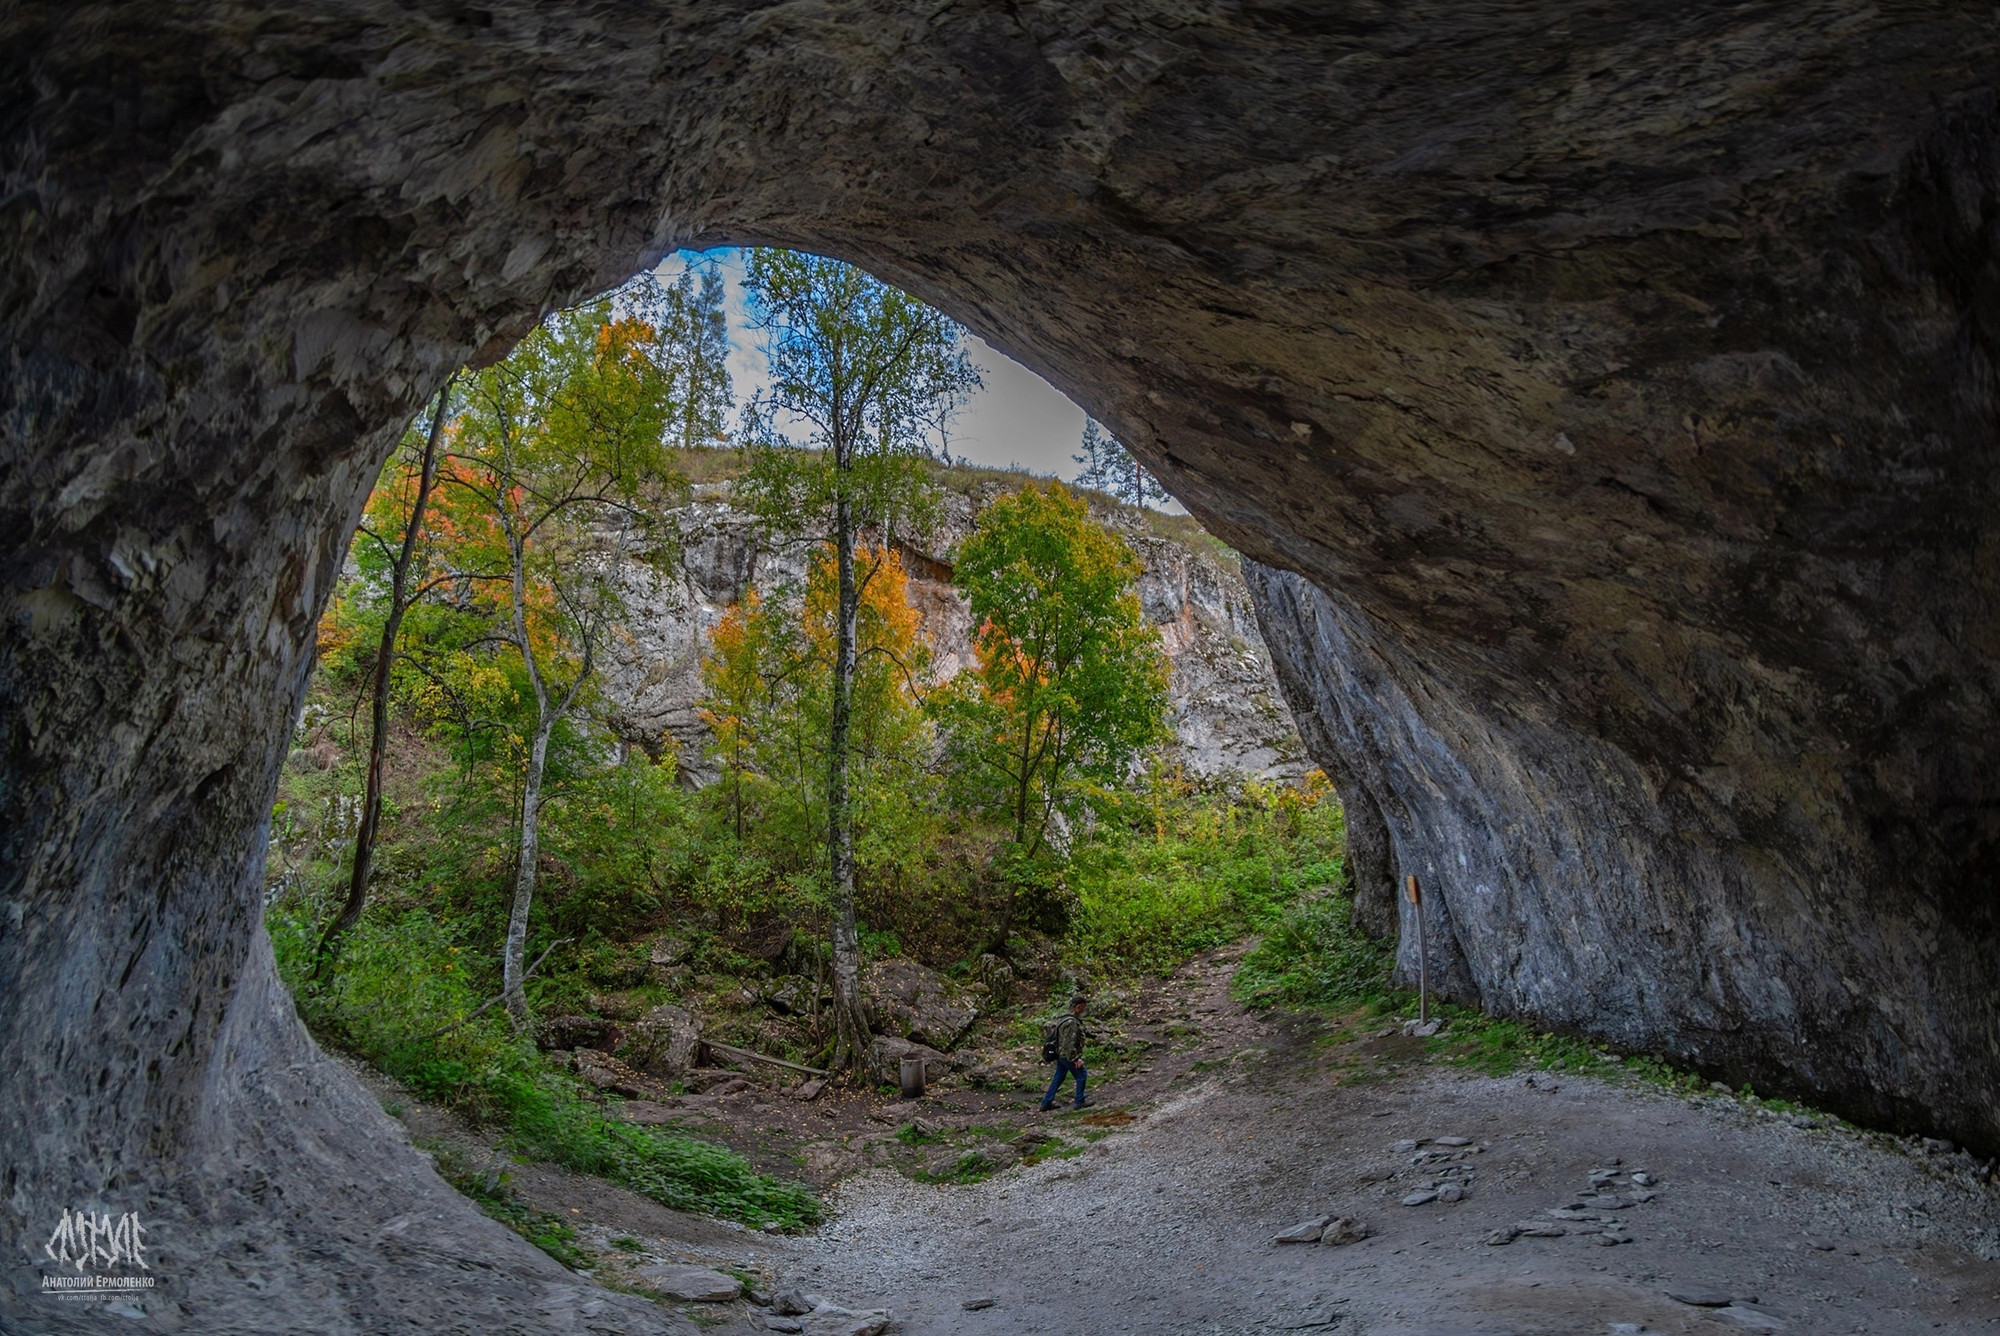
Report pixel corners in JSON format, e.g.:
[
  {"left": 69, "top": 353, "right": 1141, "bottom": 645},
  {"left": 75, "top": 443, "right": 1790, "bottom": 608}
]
[
  {"left": 6, "top": 2, "right": 1998, "bottom": 1330},
  {"left": 598, "top": 482, "right": 1304, "bottom": 785}
]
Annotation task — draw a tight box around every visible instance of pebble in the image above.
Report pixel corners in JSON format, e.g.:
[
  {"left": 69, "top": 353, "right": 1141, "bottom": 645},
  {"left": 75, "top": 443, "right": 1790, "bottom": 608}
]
[
  {"left": 1433, "top": 1135, "right": 1473, "bottom": 1147},
  {"left": 1400, "top": 1189, "right": 1439, "bottom": 1206},
  {"left": 1630, "top": 1172, "right": 1655, "bottom": 1187},
  {"left": 773, "top": 1290, "right": 816, "bottom": 1316},
  {"left": 764, "top": 1320, "right": 804, "bottom": 1334},
  {"left": 961, "top": 1297, "right": 996, "bottom": 1310},
  {"left": 1391, "top": 1139, "right": 1422, "bottom": 1154},
  {"left": 1436, "top": 1184, "right": 1466, "bottom": 1203}
]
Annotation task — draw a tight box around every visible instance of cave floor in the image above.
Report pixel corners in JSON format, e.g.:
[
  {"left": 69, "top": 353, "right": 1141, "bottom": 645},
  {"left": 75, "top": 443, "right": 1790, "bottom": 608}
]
[{"left": 371, "top": 949, "right": 2000, "bottom": 1335}]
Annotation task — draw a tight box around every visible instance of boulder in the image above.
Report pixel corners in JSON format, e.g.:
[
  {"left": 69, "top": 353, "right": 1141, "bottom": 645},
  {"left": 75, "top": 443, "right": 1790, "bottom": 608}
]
[
  {"left": 648, "top": 936, "right": 692, "bottom": 968},
  {"left": 763, "top": 976, "right": 827, "bottom": 1016},
  {"left": 573, "top": 1050, "right": 652, "bottom": 1099},
  {"left": 973, "top": 954, "right": 1016, "bottom": 1005},
  {"left": 616, "top": 1004, "right": 703, "bottom": 1078},
  {"left": 535, "top": 1015, "right": 621, "bottom": 1053},
  {"left": 867, "top": 1036, "right": 950, "bottom": 1087},
  {"left": 862, "top": 959, "right": 979, "bottom": 1050},
  {"left": 635, "top": 1263, "right": 742, "bottom": 1302},
  {"left": 1274, "top": 1218, "right": 1330, "bottom": 1245}
]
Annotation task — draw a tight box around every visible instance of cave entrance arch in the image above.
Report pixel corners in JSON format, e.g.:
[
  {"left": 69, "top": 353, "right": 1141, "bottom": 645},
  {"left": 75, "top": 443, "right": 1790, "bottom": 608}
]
[{"left": 5, "top": 3, "right": 1998, "bottom": 1327}]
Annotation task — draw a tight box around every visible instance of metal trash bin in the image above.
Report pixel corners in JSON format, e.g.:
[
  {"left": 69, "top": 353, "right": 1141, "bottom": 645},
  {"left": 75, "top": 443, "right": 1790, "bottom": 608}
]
[{"left": 899, "top": 1054, "right": 927, "bottom": 1099}]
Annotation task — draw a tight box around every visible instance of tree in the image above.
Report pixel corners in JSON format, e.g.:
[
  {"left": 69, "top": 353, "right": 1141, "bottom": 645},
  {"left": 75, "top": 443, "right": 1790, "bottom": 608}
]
[
  {"left": 627, "top": 259, "right": 734, "bottom": 452},
  {"left": 1073, "top": 418, "right": 1167, "bottom": 509},
  {"left": 438, "top": 299, "right": 681, "bottom": 1026},
  {"left": 311, "top": 375, "right": 458, "bottom": 982},
  {"left": 699, "top": 545, "right": 933, "bottom": 875},
  {"left": 940, "top": 481, "right": 1169, "bottom": 856},
  {"left": 734, "top": 249, "right": 979, "bottom": 1072}
]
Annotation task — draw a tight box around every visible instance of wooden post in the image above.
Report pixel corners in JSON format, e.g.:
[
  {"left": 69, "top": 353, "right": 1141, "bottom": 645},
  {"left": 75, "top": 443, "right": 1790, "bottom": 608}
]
[{"left": 1406, "top": 874, "right": 1428, "bottom": 1024}]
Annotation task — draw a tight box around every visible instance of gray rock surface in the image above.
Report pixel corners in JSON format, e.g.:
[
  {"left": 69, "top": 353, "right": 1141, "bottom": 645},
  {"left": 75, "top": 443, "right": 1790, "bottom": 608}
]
[
  {"left": 637, "top": 1263, "right": 743, "bottom": 1302},
  {"left": 618, "top": 1004, "right": 704, "bottom": 1078},
  {"left": 5, "top": 1, "right": 1999, "bottom": 1328},
  {"left": 596, "top": 488, "right": 1304, "bottom": 784},
  {"left": 862, "top": 958, "right": 980, "bottom": 1052}
]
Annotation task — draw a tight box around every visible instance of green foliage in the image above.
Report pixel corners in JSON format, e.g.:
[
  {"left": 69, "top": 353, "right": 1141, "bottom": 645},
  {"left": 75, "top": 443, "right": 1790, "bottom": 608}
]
[
  {"left": 269, "top": 891, "right": 818, "bottom": 1229},
  {"left": 938, "top": 481, "right": 1169, "bottom": 855},
  {"left": 698, "top": 548, "right": 937, "bottom": 876},
  {"left": 1066, "top": 772, "right": 1346, "bottom": 975},
  {"left": 1232, "top": 888, "right": 1396, "bottom": 1011}
]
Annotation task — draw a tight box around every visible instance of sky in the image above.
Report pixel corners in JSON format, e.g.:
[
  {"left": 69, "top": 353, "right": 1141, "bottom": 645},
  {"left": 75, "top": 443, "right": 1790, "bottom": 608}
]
[{"left": 652, "top": 249, "right": 1187, "bottom": 514}]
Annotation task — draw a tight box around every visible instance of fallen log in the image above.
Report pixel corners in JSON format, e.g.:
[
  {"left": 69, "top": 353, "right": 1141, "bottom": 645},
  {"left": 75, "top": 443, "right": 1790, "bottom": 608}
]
[{"left": 701, "top": 1039, "right": 828, "bottom": 1078}]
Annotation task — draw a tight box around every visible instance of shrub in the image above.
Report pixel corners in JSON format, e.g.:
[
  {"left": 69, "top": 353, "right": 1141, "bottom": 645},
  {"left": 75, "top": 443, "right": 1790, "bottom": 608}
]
[{"left": 1232, "top": 889, "right": 1396, "bottom": 1010}]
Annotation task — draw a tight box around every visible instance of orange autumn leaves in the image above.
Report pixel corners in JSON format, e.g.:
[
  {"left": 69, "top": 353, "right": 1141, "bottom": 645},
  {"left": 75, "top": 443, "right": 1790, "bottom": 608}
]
[{"left": 699, "top": 545, "right": 931, "bottom": 862}]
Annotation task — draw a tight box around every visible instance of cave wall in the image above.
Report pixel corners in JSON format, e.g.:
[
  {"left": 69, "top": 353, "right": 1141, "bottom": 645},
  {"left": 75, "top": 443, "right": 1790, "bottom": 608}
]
[{"left": 3, "top": 0, "right": 1997, "bottom": 1326}]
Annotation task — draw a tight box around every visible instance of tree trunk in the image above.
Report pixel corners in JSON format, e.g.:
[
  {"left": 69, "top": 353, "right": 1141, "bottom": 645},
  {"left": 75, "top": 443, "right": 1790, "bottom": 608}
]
[
  {"left": 826, "top": 485, "right": 871, "bottom": 1073},
  {"left": 503, "top": 718, "right": 551, "bottom": 1027},
  {"left": 313, "top": 378, "right": 452, "bottom": 982}
]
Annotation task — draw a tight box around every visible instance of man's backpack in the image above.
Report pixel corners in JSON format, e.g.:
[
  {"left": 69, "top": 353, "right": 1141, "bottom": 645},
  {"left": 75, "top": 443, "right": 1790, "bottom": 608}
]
[{"left": 1041, "top": 1019, "right": 1062, "bottom": 1063}]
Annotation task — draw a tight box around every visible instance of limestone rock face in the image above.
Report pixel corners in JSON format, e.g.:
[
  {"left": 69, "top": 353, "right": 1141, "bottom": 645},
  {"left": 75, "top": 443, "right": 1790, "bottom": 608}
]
[
  {"left": 594, "top": 486, "right": 1303, "bottom": 783},
  {"left": 4, "top": 1, "right": 1999, "bottom": 1329}
]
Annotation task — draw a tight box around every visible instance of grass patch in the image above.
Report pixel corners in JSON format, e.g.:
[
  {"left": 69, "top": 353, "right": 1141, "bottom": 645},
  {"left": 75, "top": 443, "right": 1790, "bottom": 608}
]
[
  {"left": 916, "top": 1151, "right": 1003, "bottom": 1185},
  {"left": 272, "top": 904, "right": 820, "bottom": 1230},
  {"left": 1232, "top": 889, "right": 1395, "bottom": 1011},
  {"left": 1064, "top": 776, "right": 1344, "bottom": 975}
]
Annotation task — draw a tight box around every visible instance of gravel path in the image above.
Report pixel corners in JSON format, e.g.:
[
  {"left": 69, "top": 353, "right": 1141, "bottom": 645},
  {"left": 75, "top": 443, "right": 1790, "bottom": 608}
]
[
  {"left": 740, "top": 962, "right": 2000, "bottom": 1335},
  {"left": 372, "top": 949, "right": 2000, "bottom": 1334}
]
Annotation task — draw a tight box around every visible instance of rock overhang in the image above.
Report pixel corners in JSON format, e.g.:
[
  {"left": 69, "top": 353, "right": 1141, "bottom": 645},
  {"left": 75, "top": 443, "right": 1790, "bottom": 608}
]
[{"left": 3, "top": 1, "right": 1997, "bottom": 1327}]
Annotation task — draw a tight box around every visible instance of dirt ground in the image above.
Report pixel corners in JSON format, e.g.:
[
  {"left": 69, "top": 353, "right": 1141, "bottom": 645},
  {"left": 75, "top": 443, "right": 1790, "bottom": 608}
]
[{"left": 372, "top": 947, "right": 2000, "bottom": 1335}]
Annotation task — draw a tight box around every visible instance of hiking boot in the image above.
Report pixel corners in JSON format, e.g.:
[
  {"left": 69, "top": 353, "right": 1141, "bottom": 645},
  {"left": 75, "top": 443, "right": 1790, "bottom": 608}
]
[{"left": 1071, "top": 1099, "right": 1094, "bottom": 1111}]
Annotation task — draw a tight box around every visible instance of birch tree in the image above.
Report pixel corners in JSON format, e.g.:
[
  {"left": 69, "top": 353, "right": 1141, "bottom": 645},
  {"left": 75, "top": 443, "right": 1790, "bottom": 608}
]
[
  {"left": 735, "top": 250, "right": 978, "bottom": 1072},
  {"left": 442, "top": 300, "right": 679, "bottom": 1026}
]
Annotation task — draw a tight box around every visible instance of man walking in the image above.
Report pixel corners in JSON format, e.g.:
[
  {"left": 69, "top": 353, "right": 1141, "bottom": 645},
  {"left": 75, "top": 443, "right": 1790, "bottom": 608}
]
[{"left": 1040, "top": 993, "right": 1092, "bottom": 1112}]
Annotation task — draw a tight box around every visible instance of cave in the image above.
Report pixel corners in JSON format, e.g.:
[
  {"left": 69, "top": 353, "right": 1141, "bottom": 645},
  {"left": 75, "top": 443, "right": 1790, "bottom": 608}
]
[{"left": 3, "top": 2, "right": 1996, "bottom": 1329}]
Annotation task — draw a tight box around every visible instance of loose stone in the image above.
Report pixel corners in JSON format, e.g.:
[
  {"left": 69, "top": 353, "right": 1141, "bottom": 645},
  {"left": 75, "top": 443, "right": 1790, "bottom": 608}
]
[
  {"left": 1401, "top": 1189, "right": 1439, "bottom": 1206},
  {"left": 1274, "top": 1219, "right": 1329, "bottom": 1244},
  {"left": 1666, "top": 1288, "right": 1735, "bottom": 1307},
  {"left": 961, "top": 1297, "right": 996, "bottom": 1310},
  {"left": 1319, "top": 1217, "right": 1370, "bottom": 1246},
  {"left": 636, "top": 1264, "right": 742, "bottom": 1302}
]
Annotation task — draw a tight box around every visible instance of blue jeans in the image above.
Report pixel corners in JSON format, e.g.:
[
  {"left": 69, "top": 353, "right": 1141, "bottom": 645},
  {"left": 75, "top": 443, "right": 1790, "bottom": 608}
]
[{"left": 1041, "top": 1058, "right": 1086, "bottom": 1109}]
